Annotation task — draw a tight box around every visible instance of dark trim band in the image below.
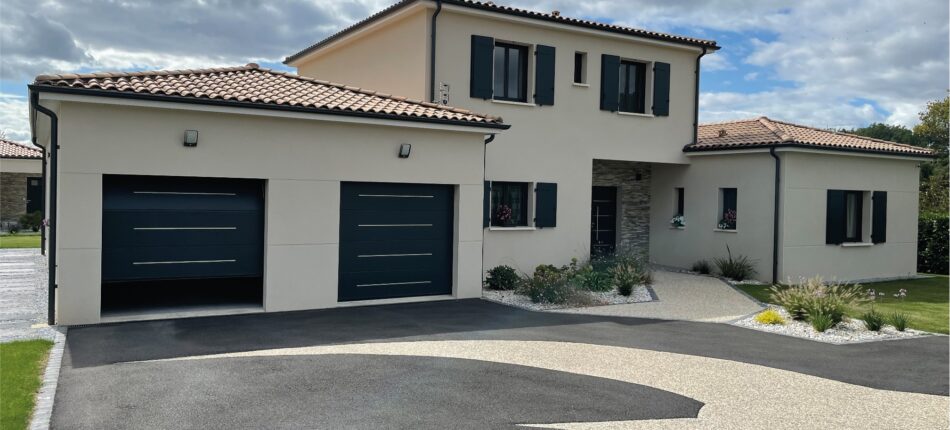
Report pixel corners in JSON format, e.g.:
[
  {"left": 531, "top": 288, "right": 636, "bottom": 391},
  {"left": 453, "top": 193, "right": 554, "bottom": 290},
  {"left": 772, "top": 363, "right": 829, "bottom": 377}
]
[{"left": 683, "top": 142, "right": 934, "bottom": 159}]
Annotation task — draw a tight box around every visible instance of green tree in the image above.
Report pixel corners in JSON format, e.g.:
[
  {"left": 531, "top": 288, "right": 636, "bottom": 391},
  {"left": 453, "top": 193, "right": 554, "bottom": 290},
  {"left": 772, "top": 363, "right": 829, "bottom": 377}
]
[
  {"left": 914, "top": 96, "right": 949, "bottom": 215},
  {"left": 844, "top": 123, "right": 918, "bottom": 145}
]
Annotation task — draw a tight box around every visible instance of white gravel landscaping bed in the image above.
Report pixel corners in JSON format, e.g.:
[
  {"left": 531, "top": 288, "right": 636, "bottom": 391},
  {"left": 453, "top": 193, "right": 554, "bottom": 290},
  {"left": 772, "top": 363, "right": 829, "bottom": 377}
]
[
  {"left": 483, "top": 286, "right": 653, "bottom": 311},
  {"left": 734, "top": 306, "right": 931, "bottom": 344}
]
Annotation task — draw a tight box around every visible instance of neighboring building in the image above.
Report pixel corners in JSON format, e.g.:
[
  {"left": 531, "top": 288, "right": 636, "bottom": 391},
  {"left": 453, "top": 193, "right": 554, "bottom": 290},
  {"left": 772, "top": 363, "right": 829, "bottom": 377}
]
[
  {"left": 0, "top": 138, "right": 43, "bottom": 229},
  {"left": 30, "top": 0, "right": 933, "bottom": 325}
]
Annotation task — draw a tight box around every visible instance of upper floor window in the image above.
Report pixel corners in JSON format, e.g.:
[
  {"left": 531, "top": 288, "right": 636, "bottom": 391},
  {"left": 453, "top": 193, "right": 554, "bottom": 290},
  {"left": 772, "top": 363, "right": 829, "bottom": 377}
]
[
  {"left": 618, "top": 60, "right": 646, "bottom": 113},
  {"left": 574, "top": 52, "right": 587, "bottom": 84},
  {"left": 493, "top": 43, "right": 528, "bottom": 102}
]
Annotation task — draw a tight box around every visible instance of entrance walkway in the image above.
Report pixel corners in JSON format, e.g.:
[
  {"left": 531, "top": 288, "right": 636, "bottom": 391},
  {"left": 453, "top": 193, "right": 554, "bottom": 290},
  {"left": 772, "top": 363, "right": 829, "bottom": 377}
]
[{"left": 553, "top": 270, "right": 764, "bottom": 322}]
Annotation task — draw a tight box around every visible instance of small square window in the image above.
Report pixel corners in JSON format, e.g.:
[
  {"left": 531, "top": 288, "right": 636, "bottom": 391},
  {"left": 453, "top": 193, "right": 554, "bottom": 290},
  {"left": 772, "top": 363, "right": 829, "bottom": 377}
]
[
  {"left": 490, "top": 182, "right": 529, "bottom": 227},
  {"left": 574, "top": 52, "right": 587, "bottom": 84},
  {"left": 718, "top": 188, "right": 737, "bottom": 230}
]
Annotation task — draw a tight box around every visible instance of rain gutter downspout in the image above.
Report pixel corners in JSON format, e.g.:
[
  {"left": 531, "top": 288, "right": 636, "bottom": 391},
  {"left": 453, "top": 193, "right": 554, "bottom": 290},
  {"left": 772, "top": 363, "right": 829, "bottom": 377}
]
[
  {"left": 481, "top": 133, "right": 494, "bottom": 286},
  {"left": 769, "top": 147, "right": 781, "bottom": 284},
  {"left": 693, "top": 46, "right": 708, "bottom": 145},
  {"left": 31, "top": 92, "right": 58, "bottom": 325},
  {"left": 35, "top": 136, "right": 46, "bottom": 256},
  {"left": 429, "top": 0, "right": 443, "bottom": 103}
]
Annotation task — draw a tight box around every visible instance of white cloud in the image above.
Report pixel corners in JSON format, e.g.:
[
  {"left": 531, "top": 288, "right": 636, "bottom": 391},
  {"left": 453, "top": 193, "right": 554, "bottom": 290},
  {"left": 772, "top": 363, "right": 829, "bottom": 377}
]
[
  {"left": 0, "top": 94, "right": 31, "bottom": 142},
  {"left": 743, "top": 72, "right": 758, "bottom": 81},
  {"left": 702, "top": 53, "right": 734, "bottom": 71}
]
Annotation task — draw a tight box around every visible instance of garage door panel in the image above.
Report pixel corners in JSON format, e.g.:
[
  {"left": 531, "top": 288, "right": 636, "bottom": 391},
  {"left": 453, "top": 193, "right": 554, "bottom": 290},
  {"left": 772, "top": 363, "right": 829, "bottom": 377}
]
[
  {"left": 104, "top": 176, "right": 262, "bottom": 212},
  {"left": 340, "top": 240, "right": 451, "bottom": 272},
  {"left": 339, "top": 182, "right": 454, "bottom": 302},
  {"left": 341, "top": 183, "right": 453, "bottom": 211},
  {"left": 102, "top": 175, "right": 264, "bottom": 283},
  {"left": 339, "top": 268, "right": 451, "bottom": 301},
  {"left": 103, "top": 210, "right": 263, "bottom": 247},
  {"left": 102, "top": 244, "right": 263, "bottom": 281},
  {"left": 340, "top": 210, "right": 452, "bottom": 241}
]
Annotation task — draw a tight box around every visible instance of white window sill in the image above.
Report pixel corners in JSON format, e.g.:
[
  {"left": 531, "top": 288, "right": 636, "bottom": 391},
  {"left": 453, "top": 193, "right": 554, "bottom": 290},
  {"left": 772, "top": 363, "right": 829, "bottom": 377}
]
[
  {"left": 617, "top": 111, "right": 655, "bottom": 118},
  {"left": 841, "top": 242, "right": 873, "bottom": 247},
  {"left": 491, "top": 99, "right": 536, "bottom": 107},
  {"left": 572, "top": 82, "right": 590, "bottom": 87},
  {"left": 670, "top": 226, "right": 685, "bottom": 230},
  {"left": 489, "top": 226, "right": 536, "bottom": 231},
  {"left": 713, "top": 228, "right": 738, "bottom": 233}
]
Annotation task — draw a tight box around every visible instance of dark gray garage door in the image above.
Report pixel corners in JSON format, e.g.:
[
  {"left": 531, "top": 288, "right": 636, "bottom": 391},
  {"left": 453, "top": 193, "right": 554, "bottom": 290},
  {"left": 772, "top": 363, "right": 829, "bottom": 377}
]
[
  {"left": 339, "top": 182, "right": 454, "bottom": 301},
  {"left": 102, "top": 175, "right": 264, "bottom": 282}
]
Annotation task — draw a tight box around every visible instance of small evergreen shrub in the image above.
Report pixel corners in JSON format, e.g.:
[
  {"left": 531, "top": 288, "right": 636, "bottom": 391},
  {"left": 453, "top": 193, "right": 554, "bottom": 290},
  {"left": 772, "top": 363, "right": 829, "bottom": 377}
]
[
  {"left": 918, "top": 214, "right": 949, "bottom": 275},
  {"left": 485, "top": 265, "right": 520, "bottom": 290},
  {"left": 888, "top": 312, "right": 910, "bottom": 331},
  {"left": 713, "top": 246, "right": 757, "bottom": 281},
  {"left": 810, "top": 312, "right": 836, "bottom": 332},
  {"left": 18, "top": 211, "right": 42, "bottom": 232},
  {"left": 753, "top": 309, "right": 786, "bottom": 325},
  {"left": 574, "top": 266, "right": 613, "bottom": 292},
  {"left": 609, "top": 260, "right": 651, "bottom": 296},
  {"left": 691, "top": 259, "right": 712, "bottom": 275},
  {"left": 861, "top": 310, "right": 885, "bottom": 331},
  {"left": 521, "top": 274, "right": 572, "bottom": 304}
]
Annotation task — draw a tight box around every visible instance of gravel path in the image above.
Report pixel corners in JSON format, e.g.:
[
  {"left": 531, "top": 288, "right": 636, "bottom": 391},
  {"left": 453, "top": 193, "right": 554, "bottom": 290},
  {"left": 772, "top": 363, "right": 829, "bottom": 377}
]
[
  {"left": 483, "top": 286, "right": 652, "bottom": 311},
  {"left": 551, "top": 270, "right": 764, "bottom": 322},
  {"left": 0, "top": 248, "right": 57, "bottom": 342}
]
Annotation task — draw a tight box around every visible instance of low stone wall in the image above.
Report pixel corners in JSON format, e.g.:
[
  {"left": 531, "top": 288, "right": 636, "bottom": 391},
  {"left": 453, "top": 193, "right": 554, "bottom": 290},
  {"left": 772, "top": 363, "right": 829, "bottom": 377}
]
[{"left": 591, "top": 160, "right": 651, "bottom": 256}]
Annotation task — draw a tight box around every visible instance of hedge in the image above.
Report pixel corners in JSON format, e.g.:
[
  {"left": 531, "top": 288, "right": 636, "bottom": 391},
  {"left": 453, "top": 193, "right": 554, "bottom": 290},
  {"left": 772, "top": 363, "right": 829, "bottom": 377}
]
[{"left": 918, "top": 214, "right": 949, "bottom": 275}]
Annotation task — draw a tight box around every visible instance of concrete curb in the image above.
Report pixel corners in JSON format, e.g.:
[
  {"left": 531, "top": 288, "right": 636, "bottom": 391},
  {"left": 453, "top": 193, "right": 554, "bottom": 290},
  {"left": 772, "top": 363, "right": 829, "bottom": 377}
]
[{"left": 29, "top": 326, "right": 67, "bottom": 430}]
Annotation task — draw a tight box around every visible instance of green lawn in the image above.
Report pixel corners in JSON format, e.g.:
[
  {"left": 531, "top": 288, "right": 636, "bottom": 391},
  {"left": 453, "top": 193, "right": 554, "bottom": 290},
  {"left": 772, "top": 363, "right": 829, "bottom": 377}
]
[
  {"left": 736, "top": 276, "right": 949, "bottom": 334},
  {"left": 0, "top": 340, "right": 53, "bottom": 430},
  {"left": 0, "top": 234, "right": 40, "bottom": 249}
]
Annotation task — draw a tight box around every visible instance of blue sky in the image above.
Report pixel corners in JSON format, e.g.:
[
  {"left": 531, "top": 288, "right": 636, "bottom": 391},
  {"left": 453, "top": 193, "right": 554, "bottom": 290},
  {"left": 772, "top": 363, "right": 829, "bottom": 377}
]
[{"left": 2, "top": 0, "right": 947, "bottom": 142}]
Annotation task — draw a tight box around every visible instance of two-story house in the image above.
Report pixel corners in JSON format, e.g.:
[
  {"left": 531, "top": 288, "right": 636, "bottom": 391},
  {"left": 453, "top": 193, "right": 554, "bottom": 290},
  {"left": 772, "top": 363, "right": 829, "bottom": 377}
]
[{"left": 30, "top": 0, "right": 932, "bottom": 325}]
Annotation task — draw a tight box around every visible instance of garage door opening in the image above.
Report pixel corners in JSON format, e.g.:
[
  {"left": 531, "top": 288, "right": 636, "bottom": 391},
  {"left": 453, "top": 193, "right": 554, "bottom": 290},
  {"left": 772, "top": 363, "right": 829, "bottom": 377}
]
[{"left": 100, "top": 175, "right": 265, "bottom": 319}]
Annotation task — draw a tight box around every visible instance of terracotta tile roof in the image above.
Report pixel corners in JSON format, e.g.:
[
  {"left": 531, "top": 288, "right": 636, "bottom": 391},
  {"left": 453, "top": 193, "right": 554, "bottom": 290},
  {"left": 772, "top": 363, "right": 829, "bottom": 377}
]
[
  {"left": 285, "top": 0, "right": 719, "bottom": 64},
  {"left": 689, "top": 117, "right": 934, "bottom": 157},
  {"left": 32, "top": 64, "right": 507, "bottom": 129},
  {"left": 0, "top": 139, "right": 42, "bottom": 159}
]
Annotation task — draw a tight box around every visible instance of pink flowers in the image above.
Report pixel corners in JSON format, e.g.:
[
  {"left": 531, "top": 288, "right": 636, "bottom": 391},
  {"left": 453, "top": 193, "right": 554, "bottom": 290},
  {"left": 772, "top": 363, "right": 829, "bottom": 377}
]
[
  {"left": 718, "top": 209, "right": 737, "bottom": 230},
  {"left": 495, "top": 204, "right": 513, "bottom": 224}
]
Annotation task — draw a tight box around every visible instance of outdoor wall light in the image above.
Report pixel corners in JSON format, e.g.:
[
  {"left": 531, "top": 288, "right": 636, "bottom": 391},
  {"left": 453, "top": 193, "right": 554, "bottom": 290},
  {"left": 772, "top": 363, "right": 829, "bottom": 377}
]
[
  {"left": 398, "top": 143, "right": 412, "bottom": 158},
  {"left": 183, "top": 130, "right": 199, "bottom": 147}
]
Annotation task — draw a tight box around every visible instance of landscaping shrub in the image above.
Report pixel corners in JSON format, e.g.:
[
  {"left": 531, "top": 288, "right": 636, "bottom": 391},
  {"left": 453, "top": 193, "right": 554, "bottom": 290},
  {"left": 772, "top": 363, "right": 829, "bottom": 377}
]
[
  {"left": 691, "top": 259, "right": 712, "bottom": 275},
  {"left": 918, "top": 214, "right": 948, "bottom": 275},
  {"left": 533, "top": 264, "right": 564, "bottom": 280},
  {"left": 485, "top": 265, "right": 520, "bottom": 290},
  {"left": 809, "top": 312, "right": 836, "bottom": 332},
  {"left": 770, "top": 276, "right": 866, "bottom": 323},
  {"left": 574, "top": 266, "right": 613, "bottom": 292},
  {"left": 753, "top": 309, "right": 786, "bottom": 325},
  {"left": 861, "top": 309, "right": 885, "bottom": 331},
  {"left": 8, "top": 224, "right": 20, "bottom": 234},
  {"left": 713, "top": 246, "right": 757, "bottom": 281},
  {"left": 611, "top": 263, "right": 640, "bottom": 297},
  {"left": 18, "top": 211, "right": 42, "bottom": 232},
  {"left": 889, "top": 312, "right": 910, "bottom": 332},
  {"left": 520, "top": 273, "right": 572, "bottom": 304}
]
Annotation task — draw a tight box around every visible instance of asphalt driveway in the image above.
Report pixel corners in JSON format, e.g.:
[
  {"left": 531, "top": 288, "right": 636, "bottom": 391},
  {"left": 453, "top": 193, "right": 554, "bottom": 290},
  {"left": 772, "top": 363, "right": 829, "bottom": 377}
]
[{"left": 53, "top": 299, "right": 948, "bottom": 429}]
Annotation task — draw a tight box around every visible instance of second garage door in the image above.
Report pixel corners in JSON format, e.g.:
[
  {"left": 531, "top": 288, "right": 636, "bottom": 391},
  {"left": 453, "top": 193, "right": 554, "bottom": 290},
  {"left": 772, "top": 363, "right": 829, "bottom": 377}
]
[{"left": 339, "top": 182, "right": 454, "bottom": 301}]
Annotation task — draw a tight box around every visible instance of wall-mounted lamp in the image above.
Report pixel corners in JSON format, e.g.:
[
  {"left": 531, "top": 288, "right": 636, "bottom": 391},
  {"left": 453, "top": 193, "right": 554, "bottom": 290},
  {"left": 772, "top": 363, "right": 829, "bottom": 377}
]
[
  {"left": 183, "top": 130, "right": 199, "bottom": 147},
  {"left": 398, "top": 143, "right": 412, "bottom": 158}
]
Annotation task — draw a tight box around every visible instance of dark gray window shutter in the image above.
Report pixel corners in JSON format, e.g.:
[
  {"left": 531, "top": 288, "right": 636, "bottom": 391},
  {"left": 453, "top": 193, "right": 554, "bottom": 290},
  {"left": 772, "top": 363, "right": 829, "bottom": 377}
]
[
  {"left": 534, "top": 45, "right": 556, "bottom": 106},
  {"left": 470, "top": 35, "right": 494, "bottom": 99},
  {"left": 872, "top": 191, "right": 887, "bottom": 244},
  {"left": 826, "top": 190, "right": 845, "bottom": 245},
  {"left": 652, "top": 62, "right": 670, "bottom": 116},
  {"left": 535, "top": 183, "right": 557, "bottom": 228},
  {"left": 483, "top": 181, "right": 491, "bottom": 228},
  {"left": 599, "top": 54, "right": 620, "bottom": 111}
]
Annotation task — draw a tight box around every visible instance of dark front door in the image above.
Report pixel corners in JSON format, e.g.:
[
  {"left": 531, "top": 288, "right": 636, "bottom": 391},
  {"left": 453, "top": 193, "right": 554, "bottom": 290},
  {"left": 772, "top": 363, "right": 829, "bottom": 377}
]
[
  {"left": 591, "top": 186, "right": 617, "bottom": 256},
  {"left": 25, "top": 177, "right": 42, "bottom": 214},
  {"left": 339, "top": 182, "right": 454, "bottom": 302},
  {"left": 101, "top": 175, "right": 265, "bottom": 282}
]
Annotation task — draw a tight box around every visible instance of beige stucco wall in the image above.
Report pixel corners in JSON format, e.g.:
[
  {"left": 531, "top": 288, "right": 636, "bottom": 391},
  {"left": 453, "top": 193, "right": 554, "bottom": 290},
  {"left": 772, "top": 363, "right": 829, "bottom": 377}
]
[
  {"left": 439, "top": 9, "right": 702, "bottom": 273},
  {"left": 293, "top": 6, "right": 704, "bottom": 273},
  {"left": 48, "top": 100, "right": 487, "bottom": 325},
  {"left": 292, "top": 6, "right": 429, "bottom": 100},
  {"left": 780, "top": 151, "right": 921, "bottom": 282},
  {"left": 1, "top": 157, "right": 42, "bottom": 174},
  {"left": 650, "top": 153, "right": 777, "bottom": 281}
]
